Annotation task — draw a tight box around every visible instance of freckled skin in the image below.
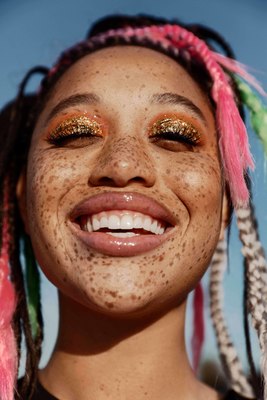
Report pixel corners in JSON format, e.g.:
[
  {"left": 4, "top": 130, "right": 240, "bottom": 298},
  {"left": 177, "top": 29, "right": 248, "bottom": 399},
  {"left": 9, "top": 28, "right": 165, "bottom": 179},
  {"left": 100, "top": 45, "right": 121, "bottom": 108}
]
[{"left": 21, "top": 46, "right": 224, "bottom": 320}]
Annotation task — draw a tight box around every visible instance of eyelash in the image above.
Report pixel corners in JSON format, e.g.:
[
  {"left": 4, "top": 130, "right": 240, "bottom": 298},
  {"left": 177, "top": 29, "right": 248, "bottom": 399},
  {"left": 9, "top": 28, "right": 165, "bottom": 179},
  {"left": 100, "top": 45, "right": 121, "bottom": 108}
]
[
  {"left": 149, "top": 118, "right": 201, "bottom": 147},
  {"left": 46, "top": 116, "right": 102, "bottom": 147}
]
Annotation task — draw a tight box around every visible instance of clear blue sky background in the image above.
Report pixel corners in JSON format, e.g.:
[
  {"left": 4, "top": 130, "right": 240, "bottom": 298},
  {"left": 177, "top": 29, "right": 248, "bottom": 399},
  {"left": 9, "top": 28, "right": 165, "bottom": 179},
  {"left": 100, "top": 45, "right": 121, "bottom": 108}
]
[{"left": 0, "top": 0, "right": 266, "bottom": 374}]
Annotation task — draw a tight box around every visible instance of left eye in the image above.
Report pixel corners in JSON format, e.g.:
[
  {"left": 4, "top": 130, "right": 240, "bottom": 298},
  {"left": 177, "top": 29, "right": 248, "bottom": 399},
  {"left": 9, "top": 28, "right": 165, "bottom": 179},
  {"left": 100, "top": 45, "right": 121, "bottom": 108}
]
[{"left": 149, "top": 118, "right": 201, "bottom": 152}]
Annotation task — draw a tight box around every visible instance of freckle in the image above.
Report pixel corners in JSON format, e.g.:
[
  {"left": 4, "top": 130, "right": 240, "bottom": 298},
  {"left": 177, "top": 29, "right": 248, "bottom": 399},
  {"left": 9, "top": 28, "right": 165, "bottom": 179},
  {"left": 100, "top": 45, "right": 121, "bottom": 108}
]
[
  {"left": 105, "top": 301, "right": 114, "bottom": 309},
  {"left": 91, "top": 287, "right": 96, "bottom": 292},
  {"left": 131, "top": 294, "right": 137, "bottom": 300},
  {"left": 108, "top": 290, "right": 118, "bottom": 298}
]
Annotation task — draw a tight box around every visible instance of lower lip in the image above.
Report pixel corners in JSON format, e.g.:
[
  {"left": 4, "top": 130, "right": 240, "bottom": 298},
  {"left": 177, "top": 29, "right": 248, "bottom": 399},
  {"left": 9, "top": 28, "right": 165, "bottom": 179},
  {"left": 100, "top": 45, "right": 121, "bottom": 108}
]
[{"left": 70, "top": 225, "right": 172, "bottom": 257}]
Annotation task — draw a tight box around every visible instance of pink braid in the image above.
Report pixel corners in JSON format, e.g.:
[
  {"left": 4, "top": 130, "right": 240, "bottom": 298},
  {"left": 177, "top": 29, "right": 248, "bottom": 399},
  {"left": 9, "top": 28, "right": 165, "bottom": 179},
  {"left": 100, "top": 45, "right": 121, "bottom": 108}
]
[
  {"left": 94, "top": 24, "right": 259, "bottom": 207},
  {"left": 191, "top": 283, "right": 205, "bottom": 372},
  {"left": 0, "top": 181, "right": 17, "bottom": 400}
]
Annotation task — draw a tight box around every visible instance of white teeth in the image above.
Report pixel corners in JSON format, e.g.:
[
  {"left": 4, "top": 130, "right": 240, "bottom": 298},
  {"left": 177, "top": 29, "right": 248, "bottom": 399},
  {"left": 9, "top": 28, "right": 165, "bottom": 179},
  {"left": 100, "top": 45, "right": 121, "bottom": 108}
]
[
  {"left": 81, "top": 210, "right": 166, "bottom": 235},
  {"left": 106, "top": 232, "right": 138, "bottom": 238},
  {"left": 121, "top": 214, "right": 133, "bottom": 229},
  {"left": 150, "top": 220, "right": 158, "bottom": 234},
  {"left": 92, "top": 216, "right": 100, "bottom": 231},
  {"left": 87, "top": 220, "right": 93, "bottom": 232},
  {"left": 133, "top": 216, "right": 143, "bottom": 229},
  {"left": 108, "top": 215, "right": 120, "bottom": 230},
  {"left": 100, "top": 214, "right": 108, "bottom": 228},
  {"left": 143, "top": 216, "right": 152, "bottom": 231}
]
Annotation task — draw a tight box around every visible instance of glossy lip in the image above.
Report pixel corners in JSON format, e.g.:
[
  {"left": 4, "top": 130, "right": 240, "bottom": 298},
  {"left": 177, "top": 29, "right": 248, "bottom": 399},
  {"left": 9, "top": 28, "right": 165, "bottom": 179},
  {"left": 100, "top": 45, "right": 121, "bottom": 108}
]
[{"left": 68, "top": 192, "right": 176, "bottom": 257}]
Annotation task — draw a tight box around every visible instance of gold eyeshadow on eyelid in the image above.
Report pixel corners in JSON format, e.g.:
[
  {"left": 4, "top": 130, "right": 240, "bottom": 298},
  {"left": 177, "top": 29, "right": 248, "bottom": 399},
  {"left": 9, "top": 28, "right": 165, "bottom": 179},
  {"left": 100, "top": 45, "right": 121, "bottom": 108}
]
[
  {"left": 47, "top": 116, "right": 101, "bottom": 139},
  {"left": 150, "top": 118, "right": 201, "bottom": 144}
]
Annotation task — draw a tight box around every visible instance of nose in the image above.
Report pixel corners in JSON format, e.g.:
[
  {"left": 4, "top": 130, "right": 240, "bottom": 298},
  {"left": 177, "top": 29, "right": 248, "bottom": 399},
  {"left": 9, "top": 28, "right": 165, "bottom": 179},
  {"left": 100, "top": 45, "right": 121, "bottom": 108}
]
[{"left": 88, "top": 136, "right": 156, "bottom": 188}]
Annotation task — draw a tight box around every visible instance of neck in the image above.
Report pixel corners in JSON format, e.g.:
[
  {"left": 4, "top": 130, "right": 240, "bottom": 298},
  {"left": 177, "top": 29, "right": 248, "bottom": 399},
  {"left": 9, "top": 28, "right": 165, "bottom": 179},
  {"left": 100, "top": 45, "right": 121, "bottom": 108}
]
[{"left": 39, "top": 294, "right": 217, "bottom": 400}]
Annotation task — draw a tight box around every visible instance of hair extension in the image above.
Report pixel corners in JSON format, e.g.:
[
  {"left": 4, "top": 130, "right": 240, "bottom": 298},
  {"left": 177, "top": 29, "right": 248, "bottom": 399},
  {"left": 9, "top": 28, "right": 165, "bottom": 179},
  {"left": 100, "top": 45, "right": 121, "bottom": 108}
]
[
  {"left": 191, "top": 282, "right": 205, "bottom": 373},
  {"left": 244, "top": 255, "right": 262, "bottom": 399},
  {"left": 23, "top": 234, "right": 43, "bottom": 344},
  {"left": 209, "top": 238, "right": 254, "bottom": 398},
  {"left": 236, "top": 203, "right": 267, "bottom": 400},
  {"left": 0, "top": 178, "right": 17, "bottom": 400}
]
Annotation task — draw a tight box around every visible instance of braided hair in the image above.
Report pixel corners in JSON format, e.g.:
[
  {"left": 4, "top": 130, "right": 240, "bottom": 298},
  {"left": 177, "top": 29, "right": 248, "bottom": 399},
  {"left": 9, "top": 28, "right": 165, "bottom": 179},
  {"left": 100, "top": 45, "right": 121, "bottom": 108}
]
[{"left": 0, "top": 14, "right": 266, "bottom": 400}]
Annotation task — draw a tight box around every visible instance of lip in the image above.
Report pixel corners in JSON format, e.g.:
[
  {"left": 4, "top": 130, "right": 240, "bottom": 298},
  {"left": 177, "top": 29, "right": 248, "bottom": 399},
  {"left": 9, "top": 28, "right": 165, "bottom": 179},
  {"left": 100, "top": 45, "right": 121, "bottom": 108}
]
[{"left": 68, "top": 192, "right": 176, "bottom": 257}]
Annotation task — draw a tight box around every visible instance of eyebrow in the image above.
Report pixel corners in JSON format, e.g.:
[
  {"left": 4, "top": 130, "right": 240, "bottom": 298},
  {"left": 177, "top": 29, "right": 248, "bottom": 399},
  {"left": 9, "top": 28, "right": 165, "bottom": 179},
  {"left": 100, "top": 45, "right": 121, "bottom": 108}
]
[
  {"left": 44, "top": 93, "right": 101, "bottom": 126},
  {"left": 44, "top": 91, "right": 207, "bottom": 127},
  {"left": 150, "top": 92, "right": 207, "bottom": 125}
]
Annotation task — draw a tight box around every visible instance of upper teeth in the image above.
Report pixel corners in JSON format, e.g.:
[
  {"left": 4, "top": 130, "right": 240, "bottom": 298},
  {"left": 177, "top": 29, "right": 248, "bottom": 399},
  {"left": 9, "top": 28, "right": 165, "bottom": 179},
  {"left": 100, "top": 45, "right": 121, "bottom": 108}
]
[{"left": 81, "top": 210, "right": 165, "bottom": 235}]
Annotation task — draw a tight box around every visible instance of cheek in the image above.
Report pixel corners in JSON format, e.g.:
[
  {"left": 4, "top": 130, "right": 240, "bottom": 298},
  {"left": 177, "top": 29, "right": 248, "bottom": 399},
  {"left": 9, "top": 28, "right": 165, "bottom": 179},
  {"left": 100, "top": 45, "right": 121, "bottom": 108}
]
[
  {"left": 153, "top": 151, "right": 223, "bottom": 282},
  {"left": 159, "top": 151, "right": 222, "bottom": 209},
  {"left": 25, "top": 151, "right": 83, "bottom": 279}
]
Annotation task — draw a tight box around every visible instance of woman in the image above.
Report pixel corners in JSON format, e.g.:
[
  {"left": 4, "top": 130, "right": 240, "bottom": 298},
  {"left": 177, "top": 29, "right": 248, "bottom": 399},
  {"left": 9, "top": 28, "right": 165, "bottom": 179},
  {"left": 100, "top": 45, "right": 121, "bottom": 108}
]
[{"left": 0, "top": 14, "right": 266, "bottom": 400}]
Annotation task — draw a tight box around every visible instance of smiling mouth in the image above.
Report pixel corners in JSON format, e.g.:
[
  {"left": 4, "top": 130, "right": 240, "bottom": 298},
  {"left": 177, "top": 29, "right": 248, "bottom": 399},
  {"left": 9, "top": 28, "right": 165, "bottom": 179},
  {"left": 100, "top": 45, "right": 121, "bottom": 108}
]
[
  {"left": 69, "top": 192, "right": 175, "bottom": 257},
  {"left": 78, "top": 210, "right": 167, "bottom": 237}
]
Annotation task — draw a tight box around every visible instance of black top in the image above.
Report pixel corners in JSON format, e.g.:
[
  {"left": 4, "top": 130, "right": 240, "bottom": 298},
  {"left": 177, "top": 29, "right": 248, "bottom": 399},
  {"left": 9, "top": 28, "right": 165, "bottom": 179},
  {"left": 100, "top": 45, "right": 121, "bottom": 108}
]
[{"left": 25, "top": 381, "right": 254, "bottom": 400}]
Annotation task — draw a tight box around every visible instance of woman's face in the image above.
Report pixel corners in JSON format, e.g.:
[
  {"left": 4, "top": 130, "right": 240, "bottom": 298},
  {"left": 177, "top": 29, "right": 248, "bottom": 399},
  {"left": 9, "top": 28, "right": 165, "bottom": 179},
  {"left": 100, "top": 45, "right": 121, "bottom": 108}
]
[{"left": 20, "top": 46, "right": 223, "bottom": 317}]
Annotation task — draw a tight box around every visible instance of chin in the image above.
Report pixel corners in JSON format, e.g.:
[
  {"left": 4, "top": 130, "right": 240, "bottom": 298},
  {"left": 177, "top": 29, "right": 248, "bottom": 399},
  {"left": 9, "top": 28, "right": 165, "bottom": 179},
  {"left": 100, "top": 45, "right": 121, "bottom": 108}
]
[{"left": 77, "top": 286, "right": 181, "bottom": 321}]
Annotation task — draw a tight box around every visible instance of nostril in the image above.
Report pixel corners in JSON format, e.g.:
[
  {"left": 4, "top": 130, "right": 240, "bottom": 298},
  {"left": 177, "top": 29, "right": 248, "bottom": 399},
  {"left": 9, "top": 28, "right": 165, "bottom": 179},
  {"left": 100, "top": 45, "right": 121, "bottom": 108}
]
[
  {"left": 131, "top": 177, "right": 148, "bottom": 184},
  {"left": 93, "top": 177, "right": 118, "bottom": 187}
]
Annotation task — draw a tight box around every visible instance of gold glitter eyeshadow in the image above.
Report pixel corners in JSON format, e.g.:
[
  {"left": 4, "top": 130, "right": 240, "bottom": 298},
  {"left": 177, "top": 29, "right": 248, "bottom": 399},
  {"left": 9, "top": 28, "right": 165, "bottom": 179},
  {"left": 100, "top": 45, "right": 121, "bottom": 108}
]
[
  {"left": 150, "top": 118, "right": 201, "bottom": 144},
  {"left": 48, "top": 116, "right": 101, "bottom": 141}
]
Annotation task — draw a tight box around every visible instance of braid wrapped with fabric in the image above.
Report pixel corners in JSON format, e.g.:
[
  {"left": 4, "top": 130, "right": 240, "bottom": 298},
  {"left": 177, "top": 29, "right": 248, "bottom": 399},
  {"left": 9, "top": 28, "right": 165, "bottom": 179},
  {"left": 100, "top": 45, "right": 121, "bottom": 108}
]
[{"left": 0, "top": 14, "right": 266, "bottom": 400}]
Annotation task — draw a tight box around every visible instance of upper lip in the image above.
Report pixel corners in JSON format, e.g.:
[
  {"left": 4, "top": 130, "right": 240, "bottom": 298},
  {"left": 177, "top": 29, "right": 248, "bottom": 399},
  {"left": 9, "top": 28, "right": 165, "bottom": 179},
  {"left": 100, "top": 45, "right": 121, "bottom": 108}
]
[{"left": 69, "top": 192, "right": 176, "bottom": 227}]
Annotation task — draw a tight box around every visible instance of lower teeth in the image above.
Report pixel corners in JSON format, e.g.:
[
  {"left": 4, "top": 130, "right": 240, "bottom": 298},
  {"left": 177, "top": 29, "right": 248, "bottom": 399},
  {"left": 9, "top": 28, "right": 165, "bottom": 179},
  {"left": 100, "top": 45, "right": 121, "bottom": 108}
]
[{"left": 106, "top": 232, "right": 139, "bottom": 238}]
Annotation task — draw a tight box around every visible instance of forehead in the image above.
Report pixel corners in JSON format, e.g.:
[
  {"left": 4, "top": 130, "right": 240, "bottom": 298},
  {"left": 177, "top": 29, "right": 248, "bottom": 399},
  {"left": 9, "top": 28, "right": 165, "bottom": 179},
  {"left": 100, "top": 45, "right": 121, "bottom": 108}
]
[{"left": 38, "top": 46, "right": 215, "bottom": 130}]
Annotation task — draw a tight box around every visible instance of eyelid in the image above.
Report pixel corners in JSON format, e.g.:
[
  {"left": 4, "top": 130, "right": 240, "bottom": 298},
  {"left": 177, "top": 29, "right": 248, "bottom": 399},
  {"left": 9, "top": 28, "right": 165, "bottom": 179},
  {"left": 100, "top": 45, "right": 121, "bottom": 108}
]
[
  {"left": 149, "top": 117, "right": 202, "bottom": 145},
  {"left": 46, "top": 115, "right": 103, "bottom": 142}
]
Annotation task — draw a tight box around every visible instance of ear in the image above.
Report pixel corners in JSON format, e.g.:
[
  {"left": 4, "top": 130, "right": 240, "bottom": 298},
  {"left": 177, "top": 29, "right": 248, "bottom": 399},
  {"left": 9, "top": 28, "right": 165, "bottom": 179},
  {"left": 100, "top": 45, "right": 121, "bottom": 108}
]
[
  {"left": 219, "top": 191, "right": 231, "bottom": 241},
  {"left": 16, "top": 169, "right": 29, "bottom": 234}
]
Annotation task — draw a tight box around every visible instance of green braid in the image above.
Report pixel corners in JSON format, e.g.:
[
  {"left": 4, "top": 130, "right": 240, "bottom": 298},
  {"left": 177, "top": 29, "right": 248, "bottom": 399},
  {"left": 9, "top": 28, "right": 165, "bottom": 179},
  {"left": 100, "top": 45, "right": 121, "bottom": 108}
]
[
  {"left": 23, "top": 234, "right": 41, "bottom": 339},
  {"left": 235, "top": 77, "right": 267, "bottom": 156}
]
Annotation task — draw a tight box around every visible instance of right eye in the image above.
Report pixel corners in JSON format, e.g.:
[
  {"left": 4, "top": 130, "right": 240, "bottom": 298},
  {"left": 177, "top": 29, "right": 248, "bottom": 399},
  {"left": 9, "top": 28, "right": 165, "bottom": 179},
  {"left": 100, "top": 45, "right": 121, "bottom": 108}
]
[{"left": 46, "top": 116, "right": 103, "bottom": 148}]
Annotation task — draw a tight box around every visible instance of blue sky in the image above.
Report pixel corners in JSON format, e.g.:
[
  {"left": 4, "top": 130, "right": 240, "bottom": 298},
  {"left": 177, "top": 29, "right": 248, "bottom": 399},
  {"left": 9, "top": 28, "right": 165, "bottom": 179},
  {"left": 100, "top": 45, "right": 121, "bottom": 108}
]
[{"left": 0, "top": 0, "right": 266, "bottom": 374}]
